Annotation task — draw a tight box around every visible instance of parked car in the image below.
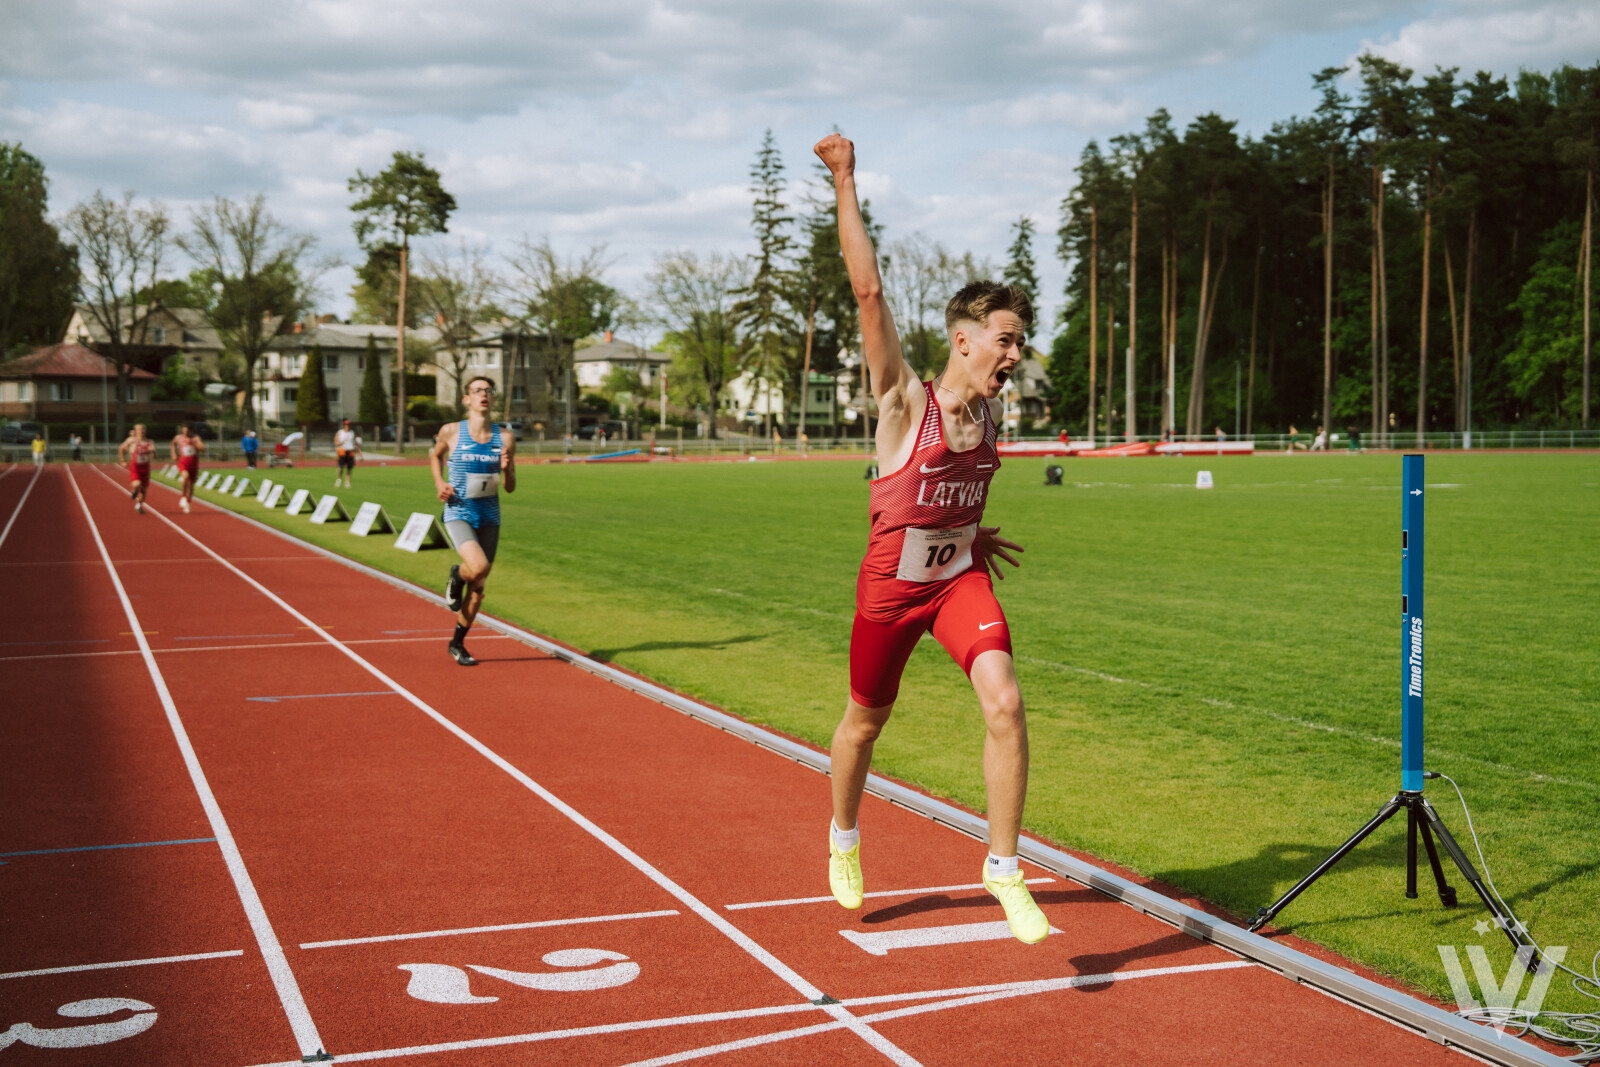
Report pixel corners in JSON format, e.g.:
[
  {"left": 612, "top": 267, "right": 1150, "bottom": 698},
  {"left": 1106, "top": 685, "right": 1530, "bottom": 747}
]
[{"left": 1, "top": 421, "right": 43, "bottom": 444}]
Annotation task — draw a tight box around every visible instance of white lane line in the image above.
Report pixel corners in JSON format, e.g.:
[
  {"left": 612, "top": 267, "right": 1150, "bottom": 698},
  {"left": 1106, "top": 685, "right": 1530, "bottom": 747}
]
[
  {"left": 840, "top": 920, "right": 1059, "bottom": 956},
  {"left": 0, "top": 949, "right": 245, "bottom": 980},
  {"left": 301, "top": 909, "right": 681, "bottom": 949},
  {"left": 622, "top": 961, "right": 1260, "bottom": 1067},
  {"left": 852, "top": 960, "right": 1258, "bottom": 1022},
  {"left": 247, "top": 690, "right": 396, "bottom": 703},
  {"left": 726, "top": 877, "right": 1054, "bottom": 910},
  {"left": 620, "top": 1021, "right": 846, "bottom": 1066},
  {"left": 66, "top": 468, "right": 328, "bottom": 1062},
  {"left": 0, "top": 464, "right": 41, "bottom": 553},
  {"left": 245, "top": 961, "right": 1257, "bottom": 1067},
  {"left": 0, "top": 635, "right": 506, "bottom": 665},
  {"left": 103, "top": 464, "right": 919, "bottom": 1067}
]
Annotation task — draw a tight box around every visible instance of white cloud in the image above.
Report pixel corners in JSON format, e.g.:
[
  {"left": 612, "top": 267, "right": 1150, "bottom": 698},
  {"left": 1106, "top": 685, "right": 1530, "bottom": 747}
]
[
  {"left": 990, "top": 92, "right": 1142, "bottom": 131},
  {"left": 1361, "top": 0, "right": 1600, "bottom": 76},
  {"left": 238, "top": 99, "right": 319, "bottom": 132},
  {"left": 1, "top": 0, "right": 1412, "bottom": 118}
]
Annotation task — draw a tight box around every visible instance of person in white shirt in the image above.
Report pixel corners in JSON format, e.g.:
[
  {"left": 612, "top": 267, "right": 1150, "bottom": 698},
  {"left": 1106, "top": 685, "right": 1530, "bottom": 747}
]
[{"left": 334, "top": 419, "right": 360, "bottom": 488}]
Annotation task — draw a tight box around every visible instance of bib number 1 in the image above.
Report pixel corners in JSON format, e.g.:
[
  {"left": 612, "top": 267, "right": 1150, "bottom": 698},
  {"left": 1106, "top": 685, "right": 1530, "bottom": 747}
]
[
  {"left": 896, "top": 523, "right": 976, "bottom": 583},
  {"left": 465, "top": 473, "right": 499, "bottom": 500}
]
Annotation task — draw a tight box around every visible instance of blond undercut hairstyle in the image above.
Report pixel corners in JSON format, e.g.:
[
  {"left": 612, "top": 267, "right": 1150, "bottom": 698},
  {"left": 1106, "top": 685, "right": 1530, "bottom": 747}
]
[{"left": 944, "top": 281, "right": 1034, "bottom": 336}]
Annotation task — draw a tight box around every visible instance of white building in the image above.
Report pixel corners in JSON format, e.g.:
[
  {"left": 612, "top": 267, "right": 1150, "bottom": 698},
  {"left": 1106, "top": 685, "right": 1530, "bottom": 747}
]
[
  {"left": 261, "top": 322, "right": 432, "bottom": 426},
  {"left": 573, "top": 334, "right": 670, "bottom": 393}
]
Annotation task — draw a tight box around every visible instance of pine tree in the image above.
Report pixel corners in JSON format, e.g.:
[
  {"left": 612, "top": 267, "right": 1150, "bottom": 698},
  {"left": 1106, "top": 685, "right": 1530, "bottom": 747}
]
[
  {"left": 297, "top": 344, "right": 329, "bottom": 426},
  {"left": 733, "top": 130, "right": 795, "bottom": 436},
  {"left": 358, "top": 333, "right": 389, "bottom": 428},
  {"left": 1002, "top": 216, "right": 1040, "bottom": 309}
]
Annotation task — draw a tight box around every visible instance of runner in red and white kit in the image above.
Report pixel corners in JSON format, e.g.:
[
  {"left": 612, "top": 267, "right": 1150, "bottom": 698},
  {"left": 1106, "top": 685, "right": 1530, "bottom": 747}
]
[
  {"left": 817, "top": 133, "right": 1049, "bottom": 944},
  {"left": 118, "top": 423, "right": 156, "bottom": 514},
  {"left": 171, "top": 425, "right": 204, "bottom": 514}
]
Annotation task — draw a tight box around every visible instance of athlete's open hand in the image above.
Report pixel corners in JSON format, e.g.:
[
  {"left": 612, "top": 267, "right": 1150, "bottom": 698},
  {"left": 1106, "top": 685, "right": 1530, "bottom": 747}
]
[
  {"left": 814, "top": 133, "right": 855, "bottom": 183},
  {"left": 974, "top": 525, "right": 1024, "bottom": 580}
]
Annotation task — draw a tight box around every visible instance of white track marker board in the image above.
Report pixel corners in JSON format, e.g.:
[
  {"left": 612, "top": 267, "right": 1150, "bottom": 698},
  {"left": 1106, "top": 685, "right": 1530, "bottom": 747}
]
[
  {"left": 263, "top": 483, "right": 286, "bottom": 508},
  {"left": 395, "top": 512, "right": 449, "bottom": 552},
  {"left": 196, "top": 472, "right": 213, "bottom": 489},
  {"left": 205, "top": 472, "right": 223, "bottom": 490},
  {"left": 255, "top": 478, "right": 274, "bottom": 501},
  {"left": 163, "top": 465, "right": 176, "bottom": 478},
  {"left": 218, "top": 475, "right": 236, "bottom": 494},
  {"left": 1196, "top": 470, "right": 1214, "bottom": 489},
  {"left": 349, "top": 502, "right": 395, "bottom": 537},
  {"left": 232, "top": 477, "right": 252, "bottom": 498},
  {"left": 286, "top": 489, "right": 310, "bottom": 515},
  {"left": 310, "top": 495, "right": 350, "bottom": 524}
]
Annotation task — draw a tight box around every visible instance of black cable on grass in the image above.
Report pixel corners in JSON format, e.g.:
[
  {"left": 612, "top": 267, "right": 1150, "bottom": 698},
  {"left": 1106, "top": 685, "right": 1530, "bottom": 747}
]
[{"left": 1435, "top": 772, "right": 1600, "bottom": 1062}]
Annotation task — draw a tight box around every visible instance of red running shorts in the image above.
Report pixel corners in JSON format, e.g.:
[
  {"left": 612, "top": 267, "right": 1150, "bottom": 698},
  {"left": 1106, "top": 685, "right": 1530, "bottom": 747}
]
[{"left": 849, "top": 568, "right": 1012, "bottom": 709}]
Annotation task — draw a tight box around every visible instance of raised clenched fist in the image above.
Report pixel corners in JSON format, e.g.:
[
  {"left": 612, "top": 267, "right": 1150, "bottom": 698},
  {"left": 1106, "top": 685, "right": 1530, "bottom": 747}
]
[{"left": 814, "top": 133, "right": 855, "bottom": 181}]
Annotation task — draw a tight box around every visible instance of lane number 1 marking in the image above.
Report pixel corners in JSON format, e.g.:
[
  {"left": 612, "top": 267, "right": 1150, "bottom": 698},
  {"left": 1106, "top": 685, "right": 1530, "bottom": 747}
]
[{"left": 0, "top": 999, "right": 157, "bottom": 1049}]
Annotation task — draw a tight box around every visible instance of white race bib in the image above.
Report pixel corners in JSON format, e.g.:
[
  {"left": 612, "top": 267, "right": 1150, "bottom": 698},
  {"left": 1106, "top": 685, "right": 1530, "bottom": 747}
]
[
  {"left": 465, "top": 472, "right": 499, "bottom": 499},
  {"left": 896, "top": 523, "right": 976, "bottom": 583}
]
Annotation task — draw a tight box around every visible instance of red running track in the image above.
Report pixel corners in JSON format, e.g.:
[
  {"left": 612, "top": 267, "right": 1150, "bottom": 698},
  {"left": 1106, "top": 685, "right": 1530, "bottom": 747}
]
[{"left": 0, "top": 463, "right": 1507, "bottom": 1065}]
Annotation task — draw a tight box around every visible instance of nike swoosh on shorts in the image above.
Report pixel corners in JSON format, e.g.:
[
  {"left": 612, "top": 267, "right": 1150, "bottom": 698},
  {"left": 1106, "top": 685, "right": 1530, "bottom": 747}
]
[{"left": 978, "top": 621, "right": 1005, "bottom": 631}]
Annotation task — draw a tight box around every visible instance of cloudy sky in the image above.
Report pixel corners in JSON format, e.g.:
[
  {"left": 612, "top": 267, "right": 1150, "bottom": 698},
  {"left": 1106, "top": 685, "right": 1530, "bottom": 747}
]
[{"left": 4, "top": 0, "right": 1598, "bottom": 334}]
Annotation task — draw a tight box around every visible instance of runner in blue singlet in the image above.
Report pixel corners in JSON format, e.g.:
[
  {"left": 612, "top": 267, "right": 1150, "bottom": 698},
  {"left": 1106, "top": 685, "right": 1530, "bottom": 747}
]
[{"left": 428, "top": 375, "right": 517, "bottom": 666}]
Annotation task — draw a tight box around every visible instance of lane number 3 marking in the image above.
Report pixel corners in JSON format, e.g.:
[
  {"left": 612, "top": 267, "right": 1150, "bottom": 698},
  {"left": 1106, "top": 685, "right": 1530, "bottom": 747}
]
[
  {"left": 400, "top": 949, "right": 640, "bottom": 1004},
  {"left": 0, "top": 999, "right": 157, "bottom": 1049}
]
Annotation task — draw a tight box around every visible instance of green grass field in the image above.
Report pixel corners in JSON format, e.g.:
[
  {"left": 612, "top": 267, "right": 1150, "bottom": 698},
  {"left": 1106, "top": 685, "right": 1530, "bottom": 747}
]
[{"left": 189, "top": 452, "right": 1600, "bottom": 1012}]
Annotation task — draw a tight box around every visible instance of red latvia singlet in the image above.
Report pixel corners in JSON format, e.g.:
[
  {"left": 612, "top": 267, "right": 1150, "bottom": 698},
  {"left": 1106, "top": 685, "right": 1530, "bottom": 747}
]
[{"left": 857, "top": 380, "right": 999, "bottom": 621}]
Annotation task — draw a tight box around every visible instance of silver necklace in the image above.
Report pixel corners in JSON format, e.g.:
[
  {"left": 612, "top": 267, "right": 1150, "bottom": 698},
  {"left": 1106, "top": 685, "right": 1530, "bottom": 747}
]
[{"left": 934, "top": 375, "right": 983, "bottom": 424}]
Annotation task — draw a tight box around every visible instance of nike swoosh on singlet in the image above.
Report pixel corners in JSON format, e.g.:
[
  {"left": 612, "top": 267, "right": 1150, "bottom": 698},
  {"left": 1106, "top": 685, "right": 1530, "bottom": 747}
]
[
  {"left": 919, "top": 463, "right": 950, "bottom": 474},
  {"left": 978, "top": 621, "right": 1005, "bottom": 630}
]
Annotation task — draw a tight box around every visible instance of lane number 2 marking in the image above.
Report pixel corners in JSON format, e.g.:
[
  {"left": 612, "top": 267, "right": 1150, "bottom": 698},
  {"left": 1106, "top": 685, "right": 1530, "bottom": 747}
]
[{"left": 400, "top": 949, "right": 640, "bottom": 1004}]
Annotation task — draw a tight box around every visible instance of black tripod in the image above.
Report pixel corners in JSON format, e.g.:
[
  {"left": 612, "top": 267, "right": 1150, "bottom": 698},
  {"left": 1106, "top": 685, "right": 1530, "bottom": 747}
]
[{"left": 1248, "top": 780, "right": 1535, "bottom": 960}]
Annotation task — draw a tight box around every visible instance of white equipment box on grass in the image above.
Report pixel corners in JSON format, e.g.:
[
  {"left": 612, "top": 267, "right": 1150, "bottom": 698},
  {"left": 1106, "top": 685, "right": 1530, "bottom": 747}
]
[
  {"left": 232, "top": 477, "right": 252, "bottom": 498},
  {"left": 310, "top": 495, "right": 350, "bottom": 524},
  {"left": 349, "top": 502, "right": 395, "bottom": 537},
  {"left": 218, "top": 475, "right": 235, "bottom": 494},
  {"left": 285, "top": 488, "right": 310, "bottom": 515},
  {"left": 395, "top": 512, "right": 450, "bottom": 552},
  {"left": 263, "top": 484, "right": 286, "bottom": 508},
  {"left": 255, "top": 478, "right": 274, "bottom": 501}
]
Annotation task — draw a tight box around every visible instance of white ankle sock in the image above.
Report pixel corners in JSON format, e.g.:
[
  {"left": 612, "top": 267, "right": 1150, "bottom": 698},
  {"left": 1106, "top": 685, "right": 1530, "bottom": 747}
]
[
  {"left": 831, "top": 821, "right": 859, "bottom": 851},
  {"left": 987, "top": 853, "right": 1019, "bottom": 878}
]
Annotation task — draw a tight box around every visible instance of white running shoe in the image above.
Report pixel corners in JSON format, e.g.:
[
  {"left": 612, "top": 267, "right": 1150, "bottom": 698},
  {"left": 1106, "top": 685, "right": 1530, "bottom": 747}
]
[
  {"left": 135, "top": 501, "right": 143, "bottom": 514},
  {"left": 180, "top": 497, "right": 190, "bottom": 514}
]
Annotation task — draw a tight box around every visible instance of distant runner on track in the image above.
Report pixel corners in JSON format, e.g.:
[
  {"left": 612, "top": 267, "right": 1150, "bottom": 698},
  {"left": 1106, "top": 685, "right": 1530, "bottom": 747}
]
[
  {"left": 816, "top": 133, "right": 1047, "bottom": 944},
  {"left": 430, "top": 375, "right": 516, "bottom": 667},
  {"left": 170, "top": 424, "right": 204, "bottom": 515},
  {"left": 118, "top": 423, "right": 156, "bottom": 514}
]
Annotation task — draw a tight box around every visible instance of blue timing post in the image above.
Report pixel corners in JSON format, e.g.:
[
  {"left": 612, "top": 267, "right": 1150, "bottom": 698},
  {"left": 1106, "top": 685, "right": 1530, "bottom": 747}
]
[{"left": 1401, "top": 454, "right": 1425, "bottom": 793}]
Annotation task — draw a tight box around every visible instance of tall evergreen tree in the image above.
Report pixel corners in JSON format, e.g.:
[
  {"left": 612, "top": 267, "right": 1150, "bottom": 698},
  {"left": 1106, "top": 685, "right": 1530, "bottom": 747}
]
[
  {"left": 349, "top": 151, "right": 455, "bottom": 451},
  {"left": 296, "top": 344, "right": 329, "bottom": 426},
  {"left": 0, "top": 143, "right": 77, "bottom": 358},
  {"left": 733, "top": 130, "right": 795, "bottom": 436},
  {"left": 358, "top": 333, "right": 389, "bottom": 428},
  {"left": 1002, "top": 216, "right": 1039, "bottom": 310}
]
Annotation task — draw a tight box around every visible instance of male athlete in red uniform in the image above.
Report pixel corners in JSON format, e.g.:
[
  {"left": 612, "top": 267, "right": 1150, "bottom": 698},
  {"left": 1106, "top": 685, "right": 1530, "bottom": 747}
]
[
  {"left": 170, "top": 425, "right": 204, "bottom": 514},
  {"left": 817, "top": 133, "right": 1048, "bottom": 944},
  {"left": 118, "top": 423, "right": 156, "bottom": 514}
]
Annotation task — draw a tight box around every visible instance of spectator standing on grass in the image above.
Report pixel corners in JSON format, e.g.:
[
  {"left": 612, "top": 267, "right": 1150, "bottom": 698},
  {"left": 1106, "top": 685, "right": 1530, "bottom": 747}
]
[
  {"left": 70, "top": 433, "right": 82, "bottom": 461},
  {"left": 31, "top": 434, "right": 45, "bottom": 467},
  {"left": 334, "top": 419, "right": 359, "bottom": 488},
  {"left": 241, "top": 430, "right": 259, "bottom": 469}
]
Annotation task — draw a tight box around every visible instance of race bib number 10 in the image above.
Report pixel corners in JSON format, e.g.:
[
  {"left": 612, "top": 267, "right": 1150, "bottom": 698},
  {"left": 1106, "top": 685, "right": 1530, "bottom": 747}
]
[
  {"left": 896, "top": 523, "right": 976, "bottom": 583},
  {"left": 465, "top": 473, "right": 500, "bottom": 499}
]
